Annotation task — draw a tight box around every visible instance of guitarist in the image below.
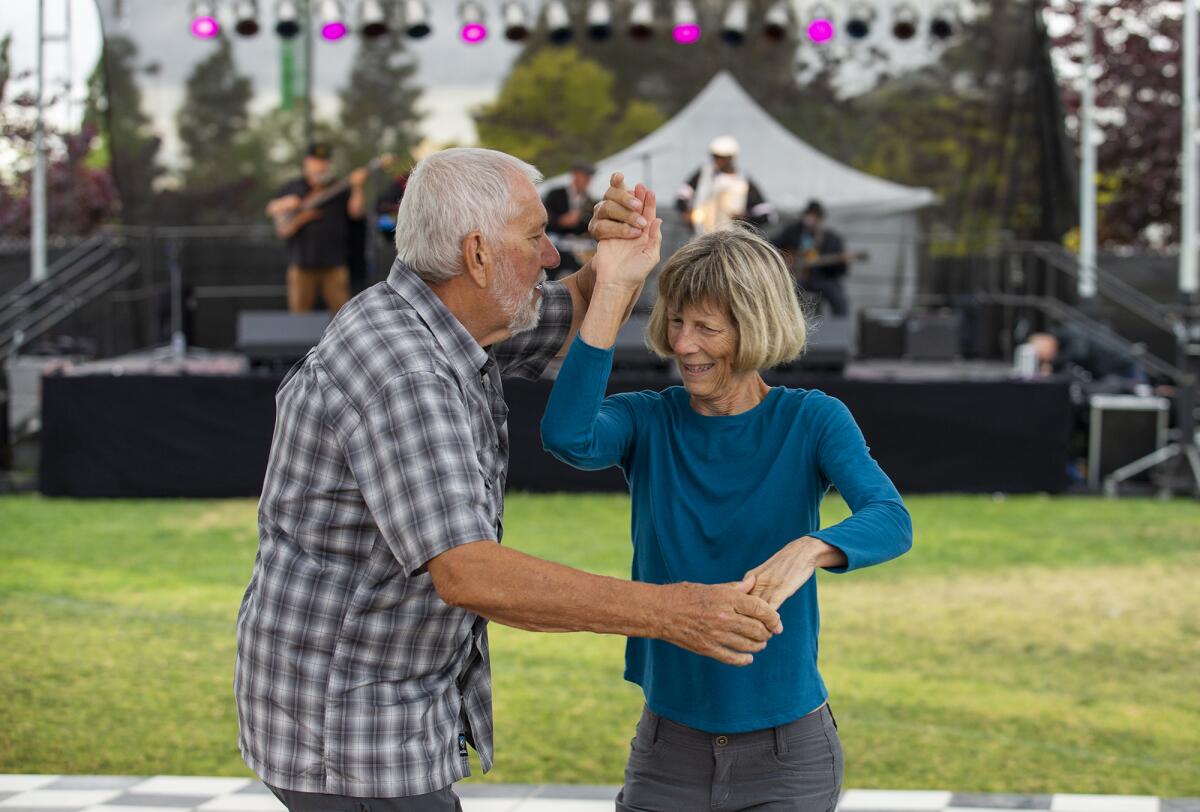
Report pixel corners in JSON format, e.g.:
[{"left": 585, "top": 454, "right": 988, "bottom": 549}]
[
  {"left": 265, "top": 142, "right": 367, "bottom": 315},
  {"left": 773, "top": 199, "right": 853, "bottom": 317}
]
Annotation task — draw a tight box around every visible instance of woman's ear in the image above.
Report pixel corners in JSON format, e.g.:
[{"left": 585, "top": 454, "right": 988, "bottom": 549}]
[{"left": 461, "top": 231, "right": 492, "bottom": 289}]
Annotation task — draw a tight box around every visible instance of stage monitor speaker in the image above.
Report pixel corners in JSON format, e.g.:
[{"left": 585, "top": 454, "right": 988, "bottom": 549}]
[
  {"left": 1087, "top": 395, "right": 1169, "bottom": 490},
  {"left": 798, "top": 316, "right": 852, "bottom": 373},
  {"left": 236, "top": 311, "right": 331, "bottom": 365},
  {"left": 858, "top": 309, "right": 907, "bottom": 359},
  {"left": 905, "top": 312, "right": 961, "bottom": 361}
]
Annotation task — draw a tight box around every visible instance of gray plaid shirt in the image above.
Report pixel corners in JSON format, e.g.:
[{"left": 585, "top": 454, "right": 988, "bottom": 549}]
[{"left": 235, "top": 260, "right": 573, "bottom": 797}]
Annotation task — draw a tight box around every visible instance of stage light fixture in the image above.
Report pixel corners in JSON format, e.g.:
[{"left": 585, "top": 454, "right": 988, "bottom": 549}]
[
  {"left": 807, "top": 5, "right": 834, "bottom": 43},
  {"left": 360, "top": 0, "right": 390, "bottom": 37},
  {"left": 720, "top": 0, "right": 749, "bottom": 45},
  {"left": 404, "top": 0, "right": 432, "bottom": 38},
  {"left": 316, "top": 0, "right": 348, "bottom": 40},
  {"left": 891, "top": 4, "right": 918, "bottom": 40},
  {"left": 189, "top": 0, "right": 220, "bottom": 38},
  {"left": 628, "top": 0, "right": 655, "bottom": 40},
  {"left": 672, "top": 0, "right": 701, "bottom": 44},
  {"left": 545, "top": 0, "right": 573, "bottom": 43},
  {"left": 501, "top": 1, "right": 530, "bottom": 41},
  {"left": 459, "top": 1, "right": 488, "bottom": 43},
  {"left": 763, "top": 1, "right": 790, "bottom": 42},
  {"left": 845, "top": 4, "right": 875, "bottom": 39},
  {"left": 586, "top": 0, "right": 613, "bottom": 41},
  {"left": 929, "top": 4, "right": 957, "bottom": 40},
  {"left": 274, "top": 0, "right": 302, "bottom": 37},
  {"left": 233, "top": 0, "right": 260, "bottom": 36}
]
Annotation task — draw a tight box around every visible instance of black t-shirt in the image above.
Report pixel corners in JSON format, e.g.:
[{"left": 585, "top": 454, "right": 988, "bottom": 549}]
[
  {"left": 773, "top": 222, "right": 847, "bottom": 276},
  {"left": 277, "top": 177, "right": 357, "bottom": 268}
]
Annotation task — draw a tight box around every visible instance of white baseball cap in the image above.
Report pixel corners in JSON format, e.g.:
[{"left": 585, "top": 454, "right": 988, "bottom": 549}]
[{"left": 709, "top": 135, "right": 739, "bottom": 157}]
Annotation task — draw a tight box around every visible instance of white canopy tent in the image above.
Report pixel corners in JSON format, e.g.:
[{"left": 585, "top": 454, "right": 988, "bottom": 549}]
[{"left": 544, "top": 71, "right": 938, "bottom": 313}]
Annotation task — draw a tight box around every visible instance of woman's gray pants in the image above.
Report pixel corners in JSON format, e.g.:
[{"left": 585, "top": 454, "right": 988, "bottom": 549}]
[{"left": 615, "top": 704, "right": 844, "bottom": 812}]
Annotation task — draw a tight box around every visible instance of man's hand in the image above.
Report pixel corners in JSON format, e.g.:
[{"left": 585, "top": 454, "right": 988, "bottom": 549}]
[
  {"left": 266, "top": 195, "right": 302, "bottom": 218},
  {"left": 656, "top": 576, "right": 783, "bottom": 666},
  {"left": 589, "top": 172, "right": 649, "bottom": 241},
  {"left": 744, "top": 538, "right": 846, "bottom": 611},
  {"left": 592, "top": 189, "right": 661, "bottom": 291},
  {"left": 350, "top": 168, "right": 369, "bottom": 188}
]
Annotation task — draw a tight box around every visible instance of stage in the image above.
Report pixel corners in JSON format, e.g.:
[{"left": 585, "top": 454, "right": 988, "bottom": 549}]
[{"left": 39, "top": 359, "right": 1072, "bottom": 498}]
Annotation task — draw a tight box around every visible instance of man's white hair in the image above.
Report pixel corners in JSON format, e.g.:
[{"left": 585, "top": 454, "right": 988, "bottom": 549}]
[{"left": 394, "top": 147, "right": 542, "bottom": 284}]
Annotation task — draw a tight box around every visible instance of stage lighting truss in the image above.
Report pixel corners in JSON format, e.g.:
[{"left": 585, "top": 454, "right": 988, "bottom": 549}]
[
  {"left": 502, "top": 1, "right": 531, "bottom": 41},
  {"left": 545, "top": 0, "right": 574, "bottom": 43},
  {"left": 232, "top": 0, "right": 260, "bottom": 36},
  {"left": 929, "top": 3, "right": 958, "bottom": 40},
  {"left": 845, "top": 3, "right": 875, "bottom": 40},
  {"left": 586, "top": 0, "right": 613, "bottom": 41},
  {"left": 721, "top": 0, "right": 749, "bottom": 45},
  {"left": 891, "top": 3, "right": 918, "bottom": 40},
  {"left": 189, "top": 0, "right": 221, "bottom": 38},
  {"left": 403, "top": 0, "right": 432, "bottom": 38},
  {"left": 459, "top": 1, "right": 488, "bottom": 43},
  {"left": 763, "top": 0, "right": 791, "bottom": 43},
  {"left": 628, "top": 0, "right": 656, "bottom": 40},
  {"left": 672, "top": 0, "right": 701, "bottom": 44},
  {"left": 360, "top": 0, "right": 390, "bottom": 38}
]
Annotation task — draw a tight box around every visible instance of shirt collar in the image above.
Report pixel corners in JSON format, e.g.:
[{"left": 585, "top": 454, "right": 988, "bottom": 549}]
[{"left": 386, "top": 258, "right": 491, "bottom": 378}]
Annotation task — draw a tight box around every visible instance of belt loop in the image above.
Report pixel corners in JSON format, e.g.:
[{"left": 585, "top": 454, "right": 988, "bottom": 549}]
[
  {"left": 646, "top": 707, "right": 661, "bottom": 745},
  {"left": 774, "top": 723, "right": 788, "bottom": 756}
]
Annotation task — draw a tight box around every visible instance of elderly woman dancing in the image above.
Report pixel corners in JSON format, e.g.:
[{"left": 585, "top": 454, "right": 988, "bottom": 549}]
[{"left": 541, "top": 196, "right": 913, "bottom": 812}]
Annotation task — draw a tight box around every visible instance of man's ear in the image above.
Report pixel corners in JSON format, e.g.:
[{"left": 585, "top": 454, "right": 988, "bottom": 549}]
[{"left": 461, "top": 231, "right": 491, "bottom": 289}]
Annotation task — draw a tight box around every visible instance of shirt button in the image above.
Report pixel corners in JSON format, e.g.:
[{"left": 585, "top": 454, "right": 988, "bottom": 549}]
[{"left": 715, "top": 735, "right": 729, "bottom": 747}]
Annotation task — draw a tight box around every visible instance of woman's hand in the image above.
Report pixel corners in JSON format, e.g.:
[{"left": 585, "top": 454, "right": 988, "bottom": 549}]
[
  {"left": 592, "top": 185, "right": 662, "bottom": 291},
  {"left": 744, "top": 538, "right": 846, "bottom": 611}
]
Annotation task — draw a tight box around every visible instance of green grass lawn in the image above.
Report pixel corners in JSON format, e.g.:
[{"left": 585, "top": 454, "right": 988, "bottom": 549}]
[{"left": 0, "top": 493, "right": 1197, "bottom": 795}]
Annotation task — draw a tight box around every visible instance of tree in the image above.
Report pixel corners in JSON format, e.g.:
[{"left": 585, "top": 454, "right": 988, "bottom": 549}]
[
  {"left": 335, "top": 33, "right": 423, "bottom": 169},
  {"left": 0, "top": 35, "right": 117, "bottom": 237},
  {"left": 474, "top": 47, "right": 665, "bottom": 177},
  {"left": 1049, "top": 0, "right": 1181, "bottom": 247},
  {"left": 82, "top": 35, "right": 161, "bottom": 224}
]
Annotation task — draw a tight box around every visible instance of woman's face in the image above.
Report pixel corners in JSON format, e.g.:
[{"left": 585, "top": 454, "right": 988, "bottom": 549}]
[{"left": 667, "top": 300, "right": 741, "bottom": 401}]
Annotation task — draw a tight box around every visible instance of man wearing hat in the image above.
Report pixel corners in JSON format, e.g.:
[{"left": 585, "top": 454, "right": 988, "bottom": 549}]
[
  {"left": 676, "top": 136, "right": 775, "bottom": 235},
  {"left": 265, "top": 142, "right": 368, "bottom": 315},
  {"left": 542, "top": 161, "right": 597, "bottom": 277}
]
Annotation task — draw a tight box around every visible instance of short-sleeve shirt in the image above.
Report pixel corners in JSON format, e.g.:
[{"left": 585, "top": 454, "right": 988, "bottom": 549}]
[
  {"left": 234, "top": 259, "right": 573, "bottom": 797},
  {"left": 773, "top": 222, "right": 847, "bottom": 276},
  {"left": 276, "top": 177, "right": 357, "bottom": 268}
]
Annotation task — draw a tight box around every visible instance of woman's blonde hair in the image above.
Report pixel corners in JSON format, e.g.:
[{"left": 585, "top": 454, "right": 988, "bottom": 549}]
[{"left": 646, "top": 223, "right": 807, "bottom": 371}]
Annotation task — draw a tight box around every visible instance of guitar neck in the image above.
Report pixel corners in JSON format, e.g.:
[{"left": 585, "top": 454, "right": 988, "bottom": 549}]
[{"left": 302, "top": 157, "right": 383, "bottom": 212}]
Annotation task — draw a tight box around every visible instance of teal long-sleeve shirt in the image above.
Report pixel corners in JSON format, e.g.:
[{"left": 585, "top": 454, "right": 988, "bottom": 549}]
[{"left": 541, "top": 336, "right": 913, "bottom": 733}]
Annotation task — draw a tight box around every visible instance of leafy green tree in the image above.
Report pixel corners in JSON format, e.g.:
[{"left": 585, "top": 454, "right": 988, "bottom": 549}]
[
  {"left": 335, "top": 33, "right": 423, "bottom": 169},
  {"left": 82, "top": 35, "right": 160, "bottom": 223},
  {"left": 474, "top": 47, "right": 665, "bottom": 176}
]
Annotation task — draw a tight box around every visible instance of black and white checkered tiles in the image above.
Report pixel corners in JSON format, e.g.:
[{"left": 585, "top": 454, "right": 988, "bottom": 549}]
[{"left": 0, "top": 776, "right": 1196, "bottom": 812}]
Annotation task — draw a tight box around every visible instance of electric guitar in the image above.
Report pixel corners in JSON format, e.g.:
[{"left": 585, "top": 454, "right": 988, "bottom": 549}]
[
  {"left": 788, "top": 248, "right": 869, "bottom": 283},
  {"left": 273, "top": 153, "right": 395, "bottom": 240}
]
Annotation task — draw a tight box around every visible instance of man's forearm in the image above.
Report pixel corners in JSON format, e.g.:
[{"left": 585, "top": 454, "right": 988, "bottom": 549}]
[{"left": 430, "top": 541, "right": 665, "bottom": 638}]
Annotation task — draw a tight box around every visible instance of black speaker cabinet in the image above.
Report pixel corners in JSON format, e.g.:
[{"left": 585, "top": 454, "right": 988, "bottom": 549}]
[{"left": 1088, "top": 395, "right": 1170, "bottom": 489}]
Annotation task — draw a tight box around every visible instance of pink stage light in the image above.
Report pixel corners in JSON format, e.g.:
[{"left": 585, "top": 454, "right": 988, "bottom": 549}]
[
  {"left": 672, "top": 23, "right": 700, "bottom": 44},
  {"left": 807, "top": 18, "right": 834, "bottom": 43},
  {"left": 460, "top": 23, "right": 488, "bottom": 43},
  {"left": 321, "top": 21, "right": 348, "bottom": 40},
  {"left": 191, "top": 16, "right": 220, "bottom": 38}
]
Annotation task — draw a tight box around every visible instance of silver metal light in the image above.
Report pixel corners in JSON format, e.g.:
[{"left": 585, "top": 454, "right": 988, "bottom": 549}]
[
  {"left": 629, "top": 0, "right": 655, "bottom": 40},
  {"left": 234, "top": 0, "right": 260, "bottom": 36},
  {"left": 360, "top": 0, "right": 390, "bottom": 37},
  {"left": 502, "top": 1, "right": 530, "bottom": 40},
  {"left": 763, "top": 0, "right": 790, "bottom": 42},
  {"left": 545, "top": 0, "right": 573, "bottom": 43},
  {"left": 721, "top": 0, "right": 749, "bottom": 45},
  {"left": 586, "top": 0, "right": 612, "bottom": 40},
  {"left": 404, "top": 0, "right": 432, "bottom": 38}
]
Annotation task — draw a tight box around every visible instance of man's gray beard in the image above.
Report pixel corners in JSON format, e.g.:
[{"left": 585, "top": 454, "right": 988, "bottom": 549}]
[{"left": 498, "top": 266, "right": 547, "bottom": 336}]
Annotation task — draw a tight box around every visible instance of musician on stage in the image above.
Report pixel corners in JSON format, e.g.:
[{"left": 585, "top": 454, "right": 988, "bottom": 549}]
[
  {"left": 676, "top": 136, "right": 775, "bottom": 235},
  {"left": 773, "top": 200, "right": 854, "bottom": 317},
  {"left": 542, "top": 161, "right": 597, "bottom": 278},
  {"left": 265, "top": 142, "right": 367, "bottom": 315}
]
